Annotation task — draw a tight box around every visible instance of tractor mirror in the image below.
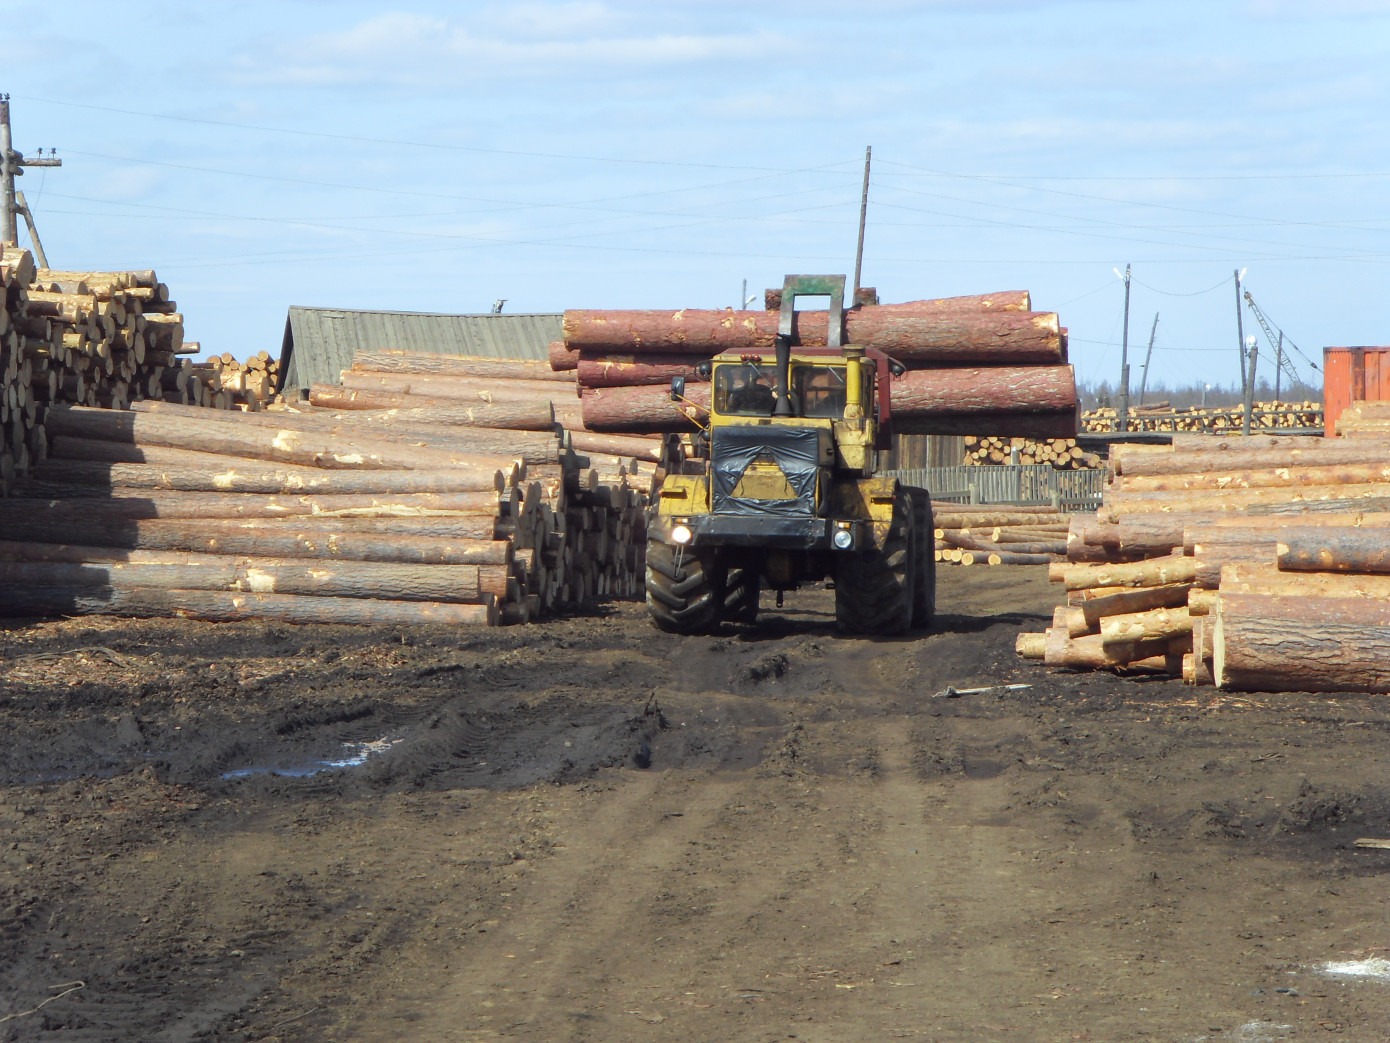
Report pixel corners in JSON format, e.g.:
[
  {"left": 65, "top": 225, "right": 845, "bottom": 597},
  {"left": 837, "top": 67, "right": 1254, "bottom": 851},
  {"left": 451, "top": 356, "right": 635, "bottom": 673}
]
[
  {"left": 696, "top": 361, "right": 712, "bottom": 379},
  {"left": 670, "top": 376, "right": 686, "bottom": 401}
]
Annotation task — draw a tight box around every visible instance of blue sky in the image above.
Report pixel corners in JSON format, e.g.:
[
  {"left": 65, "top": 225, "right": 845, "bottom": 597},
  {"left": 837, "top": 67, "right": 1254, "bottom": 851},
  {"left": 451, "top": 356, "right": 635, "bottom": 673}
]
[{"left": 5, "top": 0, "right": 1390, "bottom": 393}]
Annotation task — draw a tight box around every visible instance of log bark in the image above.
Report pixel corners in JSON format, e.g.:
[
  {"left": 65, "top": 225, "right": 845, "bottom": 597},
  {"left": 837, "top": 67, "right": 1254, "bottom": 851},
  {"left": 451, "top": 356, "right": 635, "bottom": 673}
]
[
  {"left": 1213, "top": 613, "right": 1390, "bottom": 692},
  {"left": 289, "top": 392, "right": 557, "bottom": 431},
  {"left": 1117, "top": 461, "right": 1390, "bottom": 492},
  {"left": 549, "top": 339, "right": 577, "bottom": 372},
  {"left": 567, "top": 430, "right": 663, "bottom": 463},
  {"left": 350, "top": 351, "right": 576, "bottom": 383},
  {"left": 1043, "top": 628, "right": 1181, "bottom": 670},
  {"left": 1218, "top": 592, "right": 1390, "bottom": 627},
  {"left": 1114, "top": 440, "right": 1390, "bottom": 478},
  {"left": 0, "top": 586, "right": 498, "bottom": 626},
  {"left": 562, "top": 304, "right": 1065, "bottom": 363},
  {"left": 337, "top": 371, "right": 579, "bottom": 404},
  {"left": 0, "top": 490, "right": 508, "bottom": 522},
  {"left": 0, "top": 518, "right": 513, "bottom": 565},
  {"left": 580, "top": 384, "right": 710, "bottom": 434},
  {"left": 0, "top": 556, "right": 511, "bottom": 603},
  {"left": 28, "top": 457, "right": 511, "bottom": 494},
  {"left": 576, "top": 353, "right": 711, "bottom": 388},
  {"left": 1101, "top": 483, "right": 1390, "bottom": 516},
  {"left": 1100, "top": 605, "right": 1193, "bottom": 646},
  {"left": 1062, "top": 557, "right": 1198, "bottom": 591},
  {"left": 1015, "top": 632, "right": 1046, "bottom": 659},
  {"left": 935, "top": 511, "right": 1069, "bottom": 529},
  {"left": 44, "top": 405, "right": 527, "bottom": 472},
  {"left": 1277, "top": 530, "right": 1390, "bottom": 573},
  {"left": 1218, "top": 562, "right": 1390, "bottom": 600},
  {"left": 1078, "top": 583, "right": 1193, "bottom": 630}
]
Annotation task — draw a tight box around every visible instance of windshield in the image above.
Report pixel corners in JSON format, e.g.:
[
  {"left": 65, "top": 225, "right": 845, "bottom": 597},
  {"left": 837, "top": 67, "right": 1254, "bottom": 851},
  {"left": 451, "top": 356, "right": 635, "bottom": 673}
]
[
  {"left": 713, "top": 363, "right": 777, "bottom": 417},
  {"left": 793, "top": 365, "right": 848, "bottom": 418}
]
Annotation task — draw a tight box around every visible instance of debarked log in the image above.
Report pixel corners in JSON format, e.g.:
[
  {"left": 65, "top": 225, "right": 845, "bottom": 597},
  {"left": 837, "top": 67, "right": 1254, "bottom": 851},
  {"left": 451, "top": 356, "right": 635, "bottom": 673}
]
[
  {"left": 0, "top": 490, "right": 508, "bottom": 521},
  {"left": 580, "top": 384, "right": 710, "bottom": 434},
  {"left": 0, "top": 586, "right": 498, "bottom": 626},
  {"left": 349, "top": 351, "right": 577, "bottom": 383}
]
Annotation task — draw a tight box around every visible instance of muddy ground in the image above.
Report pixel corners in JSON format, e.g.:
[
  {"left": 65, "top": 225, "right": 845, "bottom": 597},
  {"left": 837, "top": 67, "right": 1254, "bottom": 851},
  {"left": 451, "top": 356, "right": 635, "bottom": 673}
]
[{"left": 2, "top": 567, "right": 1390, "bottom": 1042}]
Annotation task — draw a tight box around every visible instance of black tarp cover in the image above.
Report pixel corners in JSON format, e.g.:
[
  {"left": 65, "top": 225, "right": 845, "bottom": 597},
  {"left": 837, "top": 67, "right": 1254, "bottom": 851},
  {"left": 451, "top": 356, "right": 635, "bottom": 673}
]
[{"left": 710, "top": 425, "right": 821, "bottom": 517}]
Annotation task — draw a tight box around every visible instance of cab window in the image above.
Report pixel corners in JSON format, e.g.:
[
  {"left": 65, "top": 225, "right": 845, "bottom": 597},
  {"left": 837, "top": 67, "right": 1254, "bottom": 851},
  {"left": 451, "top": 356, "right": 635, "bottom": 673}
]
[
  {"left": 713, "top": 363, "right": 776, "bottom": 416},
  {"left": 792, "top": 365, "right": 848, "bottom": 418}
]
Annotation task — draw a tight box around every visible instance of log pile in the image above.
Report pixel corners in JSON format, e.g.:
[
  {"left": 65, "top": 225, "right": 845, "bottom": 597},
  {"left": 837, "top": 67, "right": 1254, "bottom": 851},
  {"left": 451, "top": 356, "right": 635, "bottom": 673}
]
[
  {"left": 933, "top": 504, "right": 1071, "bottom": 566},
  {"left": 557, "top": 290, "right": 1079, "bottom": 438},
  {"left": 169, "top": 351, "right": 281, "bottom": 410},
  {"left": 963, "top": 435, "right": 1101, "bottom": 469},
  {"left": 5, "top": 360, "right": 656, "bottom": 625},
  {"left": 1082, "top": 400, "right": 1322, "bottom": 434},
  {"left": 1335, "top": 400, "right": 1390, "bottom": 437},
  {"left": 1017, "top": 430, "right": 1390, "bottom": 690}
]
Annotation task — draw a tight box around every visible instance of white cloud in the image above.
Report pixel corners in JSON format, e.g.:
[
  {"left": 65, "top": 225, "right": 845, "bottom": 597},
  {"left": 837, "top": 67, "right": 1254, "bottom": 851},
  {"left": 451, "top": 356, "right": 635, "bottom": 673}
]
[{"left": 233, "top": 9, "right": 790, "bottom": 87}]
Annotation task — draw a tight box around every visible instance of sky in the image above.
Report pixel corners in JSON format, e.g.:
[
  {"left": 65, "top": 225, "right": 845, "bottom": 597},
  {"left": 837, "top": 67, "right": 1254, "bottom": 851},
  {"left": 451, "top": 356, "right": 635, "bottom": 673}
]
[{"left": 4, "top": 0, "right": 1390, "bottom": 395}]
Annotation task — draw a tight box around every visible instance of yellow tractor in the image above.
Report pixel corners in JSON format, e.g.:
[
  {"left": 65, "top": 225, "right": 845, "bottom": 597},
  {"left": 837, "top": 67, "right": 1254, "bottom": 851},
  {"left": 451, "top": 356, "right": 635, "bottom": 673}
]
[{"left": 646, "top": 275, "right": 933, "bottom": 635}]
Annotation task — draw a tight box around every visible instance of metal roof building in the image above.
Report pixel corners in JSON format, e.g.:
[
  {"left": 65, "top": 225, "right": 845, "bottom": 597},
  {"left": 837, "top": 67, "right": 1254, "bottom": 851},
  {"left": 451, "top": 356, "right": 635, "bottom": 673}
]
[{"left": 278, "top": 307, "right": 564, "bottom": 392}]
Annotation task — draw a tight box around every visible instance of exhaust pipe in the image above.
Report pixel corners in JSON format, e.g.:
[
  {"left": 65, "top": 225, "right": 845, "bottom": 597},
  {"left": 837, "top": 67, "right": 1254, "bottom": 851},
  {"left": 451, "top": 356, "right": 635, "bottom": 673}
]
[{"left": 773, "top": 332, "right": 793, "bottom": 416}]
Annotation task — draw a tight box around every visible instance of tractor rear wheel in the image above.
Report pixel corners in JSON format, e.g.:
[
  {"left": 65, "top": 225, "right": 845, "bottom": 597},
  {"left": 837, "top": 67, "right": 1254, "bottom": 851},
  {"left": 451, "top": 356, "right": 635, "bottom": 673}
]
[
  {"left": 834, "top": 497, "right": 915, "bottom": 635},
  {"left": 646, "top": 540, "right": 722, "bottom": 634},
  {"left": 906, "top": 488, "right": 936, "bottom": 629}
]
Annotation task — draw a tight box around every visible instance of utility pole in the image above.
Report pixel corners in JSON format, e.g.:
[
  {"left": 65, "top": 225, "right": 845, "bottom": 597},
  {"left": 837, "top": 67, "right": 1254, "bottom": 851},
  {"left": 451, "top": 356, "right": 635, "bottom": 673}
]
[
  {"left": 1242, "top": 335, "right": 1258, "bottom": 436},
  {"left": 852, "top": 145, "right": 871, "bottom": 303},
  {"left": 1274, "top": 330, "right": 1284, "bottom": 402},
  {"left": 0, "top": 95, "right": 61, "bottom": 248},
  {"left": 1137, "top": 311, "right": 1159, "bottom": 406},
  {"left": 1117, "top": 263, "right": 1132, "bottom": 433},
  {"left": 1234, "top": 268, "right": 1248, "bottom": 401}
]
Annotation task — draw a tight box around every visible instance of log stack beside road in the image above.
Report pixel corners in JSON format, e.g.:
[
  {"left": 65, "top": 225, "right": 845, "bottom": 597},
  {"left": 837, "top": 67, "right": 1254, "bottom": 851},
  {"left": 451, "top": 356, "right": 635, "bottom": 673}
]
[{"left": 1018, "top": 426, "right": 1390, "bottom": 691}]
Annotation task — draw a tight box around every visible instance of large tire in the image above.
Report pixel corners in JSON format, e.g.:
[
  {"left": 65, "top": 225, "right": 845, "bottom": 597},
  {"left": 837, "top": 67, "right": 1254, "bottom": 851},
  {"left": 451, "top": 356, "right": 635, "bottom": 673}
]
[
  {"left": 835, "top": 497, "right": 915, "bottom": 635},
  {"left": 906, "top": 488, "right": 936, "bottom": 629},
  {"left": 723, "top": 564, "right": 759, "bottom": 624},
  {"left": 646, "top": 540, "right": 722, "bottom": 634}
]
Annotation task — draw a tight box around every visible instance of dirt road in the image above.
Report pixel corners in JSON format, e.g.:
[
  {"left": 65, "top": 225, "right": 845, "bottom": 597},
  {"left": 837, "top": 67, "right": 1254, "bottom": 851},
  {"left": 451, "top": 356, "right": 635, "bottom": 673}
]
[{"left": 3, "top": 567, "right": 1390, "bottom": 1041}]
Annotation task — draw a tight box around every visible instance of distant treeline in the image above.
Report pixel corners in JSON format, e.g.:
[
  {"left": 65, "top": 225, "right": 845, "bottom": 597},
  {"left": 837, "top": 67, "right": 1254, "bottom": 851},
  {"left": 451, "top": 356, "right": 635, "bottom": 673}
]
[{"left": 1078, "top": 376, "right": 1322, "bottom": 412}]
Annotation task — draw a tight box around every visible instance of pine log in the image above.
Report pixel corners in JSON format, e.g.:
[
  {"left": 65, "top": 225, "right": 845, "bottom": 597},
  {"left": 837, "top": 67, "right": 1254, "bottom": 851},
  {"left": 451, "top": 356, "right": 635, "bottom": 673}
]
[
  {"left": 292, "top": 392, "right": 558, "bottom": 431},
  {"left": 1062, "top": 557, "right": 1198, "bottom": 590},
  {"left": 0, "top": 518, "right": 513, "bottom": 565},
  {"left": 1043, "top": 628, "right": 1181, "bottom": 670},
  {"left": 1078, "top": 582, "right": 1193, "bottom": 630},
  {"left": 1188, "top": 589, "right": 1219, "bottom": 616},
  {"left": 0, "top": 555, "right": 511, "bottom": 603},
  {"left": 566, "top": 430, "right": 663, "bottom": 463},
  {"left": 337, "top": 371, "right": 579, "bottom": 403},
  {"left": 44, "top": 405, "right": 526, "bottom": 472},
  {"left": 1218, "top": 562, "right": 1390, "bottom": 599},
  {"left": 1218, "top": 592, "right": 1390, "bottom": 627},
  {"left": 1114, "top": 440, "right": 1390, "bottom": 478},
  {"left": 892, "top": 409, "right": 1079, "bottom": 440},
  {"left": 562, "top": 304, "right": 1065, "bottom": 363},
  {"left": 1213, "top": 613, "right": 1390, "bottom": 692},
  {"left": 1101, "top": 483, "right": 1390, "bottom": 516},
  {"left": 576, "top": 353, "right": 710, "bottom": 388},
  {"left": 1118, "top": 461, "right": 1390, "bottom": 493},
  {"left": 0, "top": 586, "right": 498, "bottom": 625},
  {"left": 1100, "top": 605, "right": 1193, "bottom": 646},
  {"left": 1015, "top": 632, "right": 1047, "bottom": 659},
  {"left": 986, "top": 551, "right": 1055, "bottom": 565},
  {"left": 549, "top": 339, "right": 577, "bottom": 372},
  {"left": 935, "top": 511, "right": 1069, "bottom": 528},
  {"left": 1277, "top": 530, "right": 1390, "bottom": 573},
  {"left": 350, "top": 351, "right": 576, "bottom": 383},
  {"left": 580, "top": 383, "right": 710, "bottom": 434},
  {"left": 0, "top": 490, "right": 507, "bottom": 521},
  {"left": 27, "top": 457, "right": 511, "bottom": 494},
  {"left": 890, "top": 364, "right": 1075, "bottom": 418}
]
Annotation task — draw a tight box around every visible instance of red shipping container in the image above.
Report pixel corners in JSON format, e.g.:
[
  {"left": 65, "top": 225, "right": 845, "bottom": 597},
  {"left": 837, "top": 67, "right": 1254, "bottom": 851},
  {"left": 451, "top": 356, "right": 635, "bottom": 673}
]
[{"left": 1323, "top": 347, "right": 1390, "bottom": 437}]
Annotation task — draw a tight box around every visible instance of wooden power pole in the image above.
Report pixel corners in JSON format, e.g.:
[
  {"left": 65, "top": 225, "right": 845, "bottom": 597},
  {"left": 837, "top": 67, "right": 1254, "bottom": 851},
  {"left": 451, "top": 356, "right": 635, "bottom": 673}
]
[{"left": 0, "top": 94, "right": 61, "bottom": 248}]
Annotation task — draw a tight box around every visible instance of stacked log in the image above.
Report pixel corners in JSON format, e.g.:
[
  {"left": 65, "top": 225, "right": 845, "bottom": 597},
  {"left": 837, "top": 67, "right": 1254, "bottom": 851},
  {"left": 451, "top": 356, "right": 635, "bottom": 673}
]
[
  {"left": 175, "top": 351, "right": 281, "bottom": 410},
  {"left": 1020, "top": 429, "right": 1390, "bottom": 690},
  {"left": 1082, "top": 400, "right": 1323, "bottom": 434},
  {"left": 963, "top": 435, "right": 1101, "bottom": 470},
  {"left": 308, "top": 350, "right": 658, "bottom": 610},
  {"left": 557, "top": 291, "right": 1079, "bottom": 437},
  {"left": 933, "top": 504, "right": 1072, "bottom": 566},
  {"left": 1335, "top": 400, "right": 1390, "bottom": 437}
]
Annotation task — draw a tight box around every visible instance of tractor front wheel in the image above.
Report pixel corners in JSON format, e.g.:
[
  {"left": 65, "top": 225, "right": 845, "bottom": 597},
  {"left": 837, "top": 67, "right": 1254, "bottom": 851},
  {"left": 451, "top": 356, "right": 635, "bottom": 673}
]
[
  {"left": 646, "top": 541, "right": 723, "bottom": 634},
  {"left": 834, "top": 499, "right": 915, "bottom": 636}
]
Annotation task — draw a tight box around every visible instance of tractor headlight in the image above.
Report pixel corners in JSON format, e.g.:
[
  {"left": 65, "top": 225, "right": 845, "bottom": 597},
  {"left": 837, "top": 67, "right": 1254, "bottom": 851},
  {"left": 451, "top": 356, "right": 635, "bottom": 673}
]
[
  {"left": 671, "top": 523, "right": 694, "bottom": 545},
  {"left": 832, "top": 527, "right": 854, "bottom": 550}
]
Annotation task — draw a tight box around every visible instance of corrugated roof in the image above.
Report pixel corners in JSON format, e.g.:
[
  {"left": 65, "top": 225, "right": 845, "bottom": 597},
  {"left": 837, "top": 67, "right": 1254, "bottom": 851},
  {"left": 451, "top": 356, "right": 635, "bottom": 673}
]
[{"left": 279, "top": 307, "right": 563, "bottom": 391}]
